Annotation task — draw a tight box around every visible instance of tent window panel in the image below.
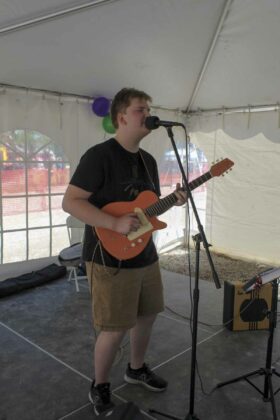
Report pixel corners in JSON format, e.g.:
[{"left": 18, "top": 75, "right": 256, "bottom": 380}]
[
  {"left": 1, "top": 129, "right": 70, "bottom": 264},
  {"left": 2, "top": 197, "right": 26, "bottom": 230},
  {"left": 51, "top": 195, "right": 67, "bottom": 225},
  {"left": 26, "top": 131, "right": 52, "bottom": 157},
  {"left": 27, "top": 162, "right": 49, "bottom": 194},
  {"left": 156, "top": 142, "right": 208, "bottom": 251},
  {"left": 3, "top": 231, "right": 27, "bottom": 263},
  {"left": 188, "top": 143, "right": 208, "bottom": 233},
  {"left": 155, "top": 142, "right": 185, "bottom": 251},
  {"left": 28, "top": 196, "right": 50, "bottom": 228},
  {"left": 1, "top": 162, "right": 26, "bottom": 196},
  {"left": 50, "top": 162, "right": 70, "bottom": 194},
  {"left": 52, "top": 227, "right": 69, "bottom": 256},
  {"left": 28, "top": 228, "right": 50, "bottom": 260}
]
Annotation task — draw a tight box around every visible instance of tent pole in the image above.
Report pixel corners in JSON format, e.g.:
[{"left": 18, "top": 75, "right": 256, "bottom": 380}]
[
  {"left": 0, "top": 0, "right": 120, "bottom": 35},
  {"left": 185, "top": 0, "right": 233, "bottom": 113}
]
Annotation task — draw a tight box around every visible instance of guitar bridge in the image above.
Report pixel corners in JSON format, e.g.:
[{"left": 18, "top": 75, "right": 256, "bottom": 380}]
[{"left": 127, "top": 208, "right": 153, "bottom": 241}]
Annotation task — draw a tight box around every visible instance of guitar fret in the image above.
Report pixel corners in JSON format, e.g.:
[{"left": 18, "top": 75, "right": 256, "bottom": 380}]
[
  {"left": 152, "top": 159, "right": 232, "bottom": 215},
  {"left": 168, "top": 194, "right": 176, "bottom": 204},
  {"left": 167, "top": 194, "right": 178, "bottom": 207},
  {"left": 146, "top": 193, "right": 178, "bottom": 217},
  {"left": 146, "top": 202, "right": 158, "bottom": 217},
  {"left": 157, "top": 200, "right": 166, "bottom": 213},
  {"left": 189, "top": 173, "right": 211, "bottom": 190},
  {"left": 157, "top": 199, "right": 167, "bottom": 215},
  {"left": 145, "top": 172, "right": 212, "bottom": 218},
  {"left": 146, "top": 203, "right": 159, "bottom": 217}
]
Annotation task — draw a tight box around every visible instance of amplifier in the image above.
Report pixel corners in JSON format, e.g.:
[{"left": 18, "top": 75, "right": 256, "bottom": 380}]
[
  {"left": 98, "top": 402, "right": 145, "bottom": 420},
  {"left": 223, "top": 280, "right": 277, "bottom": 331}
]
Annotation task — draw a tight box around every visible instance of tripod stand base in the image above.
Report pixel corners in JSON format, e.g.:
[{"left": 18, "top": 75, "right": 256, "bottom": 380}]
[
  {"left": 216, "top": 368, "right": 262, "bottom": 389},
  {"left": 216, "top": 367, "right": 280, "bottom": 420},
  {"left": 149, "top": 409, "right": 199, "bottom": 420},
  {"left": 149, "top": 409, "right": 181, "bottom": 420},
  {"left": 185, "top": 414, "right": 200, "bottom": 420}
]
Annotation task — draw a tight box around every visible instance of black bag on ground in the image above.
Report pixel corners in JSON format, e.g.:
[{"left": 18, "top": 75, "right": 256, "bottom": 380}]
[{"left": 0, "top": 264, "right": 66, "bottom": 298}]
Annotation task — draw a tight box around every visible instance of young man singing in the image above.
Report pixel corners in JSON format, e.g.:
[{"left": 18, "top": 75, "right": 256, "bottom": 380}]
[{"left": 62, "top": 87, "right": 186, "bottom": 415}]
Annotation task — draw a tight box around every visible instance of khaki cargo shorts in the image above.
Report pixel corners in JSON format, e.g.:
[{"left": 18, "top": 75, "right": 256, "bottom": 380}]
[{"left": 85, "top": 261, "right": 164, "bottom": 331}]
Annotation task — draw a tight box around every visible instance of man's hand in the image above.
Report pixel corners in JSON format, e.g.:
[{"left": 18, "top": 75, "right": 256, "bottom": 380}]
[
  {"left": 174, "top": 183, "right": 187, "bottom": 206},
  {"left": 113, "top": 213, "right": 141, "bottom": 235}
]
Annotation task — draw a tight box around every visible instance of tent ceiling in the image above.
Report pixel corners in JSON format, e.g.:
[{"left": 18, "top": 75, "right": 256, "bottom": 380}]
[{"left": 0, "top": 0, "right": 280, "bottom": 111}]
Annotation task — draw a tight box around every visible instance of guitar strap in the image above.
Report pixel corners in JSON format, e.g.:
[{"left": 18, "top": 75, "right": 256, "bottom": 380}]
[
  {"left": 91, "top": 228, "right": 122, "bottom": 275},
  {"left": 139, "top": 150, "right": 157, "bottom": 193}
]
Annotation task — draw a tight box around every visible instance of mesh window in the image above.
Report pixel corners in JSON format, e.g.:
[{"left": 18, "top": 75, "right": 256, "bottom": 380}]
[{"left": 1, "top": 130, "right": 70, "bottom": 263}]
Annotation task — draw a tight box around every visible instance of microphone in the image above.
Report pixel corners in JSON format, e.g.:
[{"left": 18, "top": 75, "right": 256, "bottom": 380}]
[
  {"left": 145, "top": 116, "right": 185, "bottom": 130},
  {"left": 242, "top": 267, "right": 280, "bottom": 292}
]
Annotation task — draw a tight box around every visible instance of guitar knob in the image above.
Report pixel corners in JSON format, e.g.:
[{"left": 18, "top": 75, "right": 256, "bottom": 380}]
[
  {"left": 137, "top": 239, "right": 143, "bottom": 243},
  {"left": 131, "top": 242, "right": 136, "bottom": 247}
]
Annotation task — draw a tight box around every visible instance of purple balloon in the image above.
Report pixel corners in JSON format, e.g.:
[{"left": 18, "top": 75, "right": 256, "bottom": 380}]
[{"left": 92, "top": 96, "right": 110, "bottom": 117}]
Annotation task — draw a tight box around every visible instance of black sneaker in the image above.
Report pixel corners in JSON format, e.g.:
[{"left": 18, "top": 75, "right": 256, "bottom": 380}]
[
  {"left": 88, "top": 381, "right": 115, "bottom": 416},
  {"left": 124, "top": 363, "right": 168, "bottom": 392}
]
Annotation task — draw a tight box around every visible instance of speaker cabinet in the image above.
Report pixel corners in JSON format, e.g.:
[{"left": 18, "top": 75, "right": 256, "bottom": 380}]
[
  {"left": 223, "top": 280, "right": 276, "bottom": 331},
  {"left": 98, "top": 402, "right": 145, "bottom": 420}
]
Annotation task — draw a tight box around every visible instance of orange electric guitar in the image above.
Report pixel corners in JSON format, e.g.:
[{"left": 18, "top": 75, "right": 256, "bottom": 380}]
[{"left": 95, "top": 158, "right": 234, "bottom": 260}]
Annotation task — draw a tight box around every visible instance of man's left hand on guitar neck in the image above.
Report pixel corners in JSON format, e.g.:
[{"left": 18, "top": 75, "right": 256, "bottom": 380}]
[{"left": 173, "top": 183, "right": 187, "bottom": 206}]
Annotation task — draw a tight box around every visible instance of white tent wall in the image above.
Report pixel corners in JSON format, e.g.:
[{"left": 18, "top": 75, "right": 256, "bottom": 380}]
[
  {"left": 0, "top": 88, "right": 104, "bottom": 277},
  {"left": 188, "top": 111, "right": 280, "bottom": 265},
  {"left": 0, "top": 88, "right": 104, "bottom": 166},
  {"left": 1, "top": 87, "right": 279, "bottom": 270},
  {"left": 0, "top": 88, "right": 186, "bottom": 275},
  {"left": 0, "top": 87, "right": 185, "bottom": 174}
]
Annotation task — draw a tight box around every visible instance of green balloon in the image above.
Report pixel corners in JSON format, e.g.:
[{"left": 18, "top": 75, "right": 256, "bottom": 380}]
[{"left": 102, "top": 115, "right": 116, "bottom": 134}]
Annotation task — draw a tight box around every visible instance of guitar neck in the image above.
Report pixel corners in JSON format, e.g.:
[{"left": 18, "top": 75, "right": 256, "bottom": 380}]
[{"left": 145, "top": 171, "right": 212, "bottom": 217}]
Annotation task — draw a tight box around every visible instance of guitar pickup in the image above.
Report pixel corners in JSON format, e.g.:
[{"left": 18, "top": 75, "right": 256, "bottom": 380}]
[{"left": 127, "top": 208, "right": 153, "bottom": 241}]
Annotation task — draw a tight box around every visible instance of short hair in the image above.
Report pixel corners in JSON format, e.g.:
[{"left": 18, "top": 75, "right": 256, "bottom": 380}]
[{"left": 111, "top": 88, "right": 152, "bottom": 129}]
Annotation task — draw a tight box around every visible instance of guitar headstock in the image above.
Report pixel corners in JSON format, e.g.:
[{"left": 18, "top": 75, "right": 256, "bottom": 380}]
[{"left": 210, "top": 158, "right": 234, "bottom": 177}]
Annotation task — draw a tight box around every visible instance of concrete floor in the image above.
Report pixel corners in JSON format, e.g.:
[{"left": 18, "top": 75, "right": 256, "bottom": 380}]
[{"left": 0, "top": 269, "right": 280, "bottom": 420}]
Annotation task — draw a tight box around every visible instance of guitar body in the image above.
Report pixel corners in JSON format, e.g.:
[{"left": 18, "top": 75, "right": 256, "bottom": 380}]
[{"left": 95, "top": 190, "right": 167, "bottom": 260}]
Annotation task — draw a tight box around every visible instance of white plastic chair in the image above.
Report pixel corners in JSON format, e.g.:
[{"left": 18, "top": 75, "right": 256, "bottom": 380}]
[{"left": 59, "top": 215, "right": 88, "bottom": 292}]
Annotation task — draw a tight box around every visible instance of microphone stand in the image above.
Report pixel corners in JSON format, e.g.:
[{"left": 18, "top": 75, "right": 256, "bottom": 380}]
[{"left": 149, "top": 126, "right": 221, "bottom": 420}]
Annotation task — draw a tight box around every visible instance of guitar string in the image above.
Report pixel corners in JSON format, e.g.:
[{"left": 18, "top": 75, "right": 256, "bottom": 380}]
[
  {"left": 146, "top": 171, "right": 211, "bottom": 217},
  {"left": 92, "top": 159, "right": 214, "bottom": 265}
]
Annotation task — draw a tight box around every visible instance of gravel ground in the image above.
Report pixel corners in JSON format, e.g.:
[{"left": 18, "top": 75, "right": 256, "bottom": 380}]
[{"left": 159, "top": 246, "right": 274, "bottom": 284}]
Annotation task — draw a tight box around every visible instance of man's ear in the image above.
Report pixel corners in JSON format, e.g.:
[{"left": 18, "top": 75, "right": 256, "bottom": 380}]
[{"left": 117, "top": 112, "right": 127, "bottom": 127}]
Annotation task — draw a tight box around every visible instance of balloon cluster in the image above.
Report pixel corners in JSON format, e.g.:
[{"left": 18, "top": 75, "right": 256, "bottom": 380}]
[{"left": 91, "top": 96, "right": 116, "bottom": 134}]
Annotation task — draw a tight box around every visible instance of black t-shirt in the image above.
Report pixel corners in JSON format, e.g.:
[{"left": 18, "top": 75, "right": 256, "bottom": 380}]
[{"left": 70, "top": 138, "right": 161, "bottom": 268}]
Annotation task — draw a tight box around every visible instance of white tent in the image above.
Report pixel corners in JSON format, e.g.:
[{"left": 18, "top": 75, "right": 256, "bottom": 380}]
[{"left": 0, "top": 0, "right": 279, "bottom": 272}]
